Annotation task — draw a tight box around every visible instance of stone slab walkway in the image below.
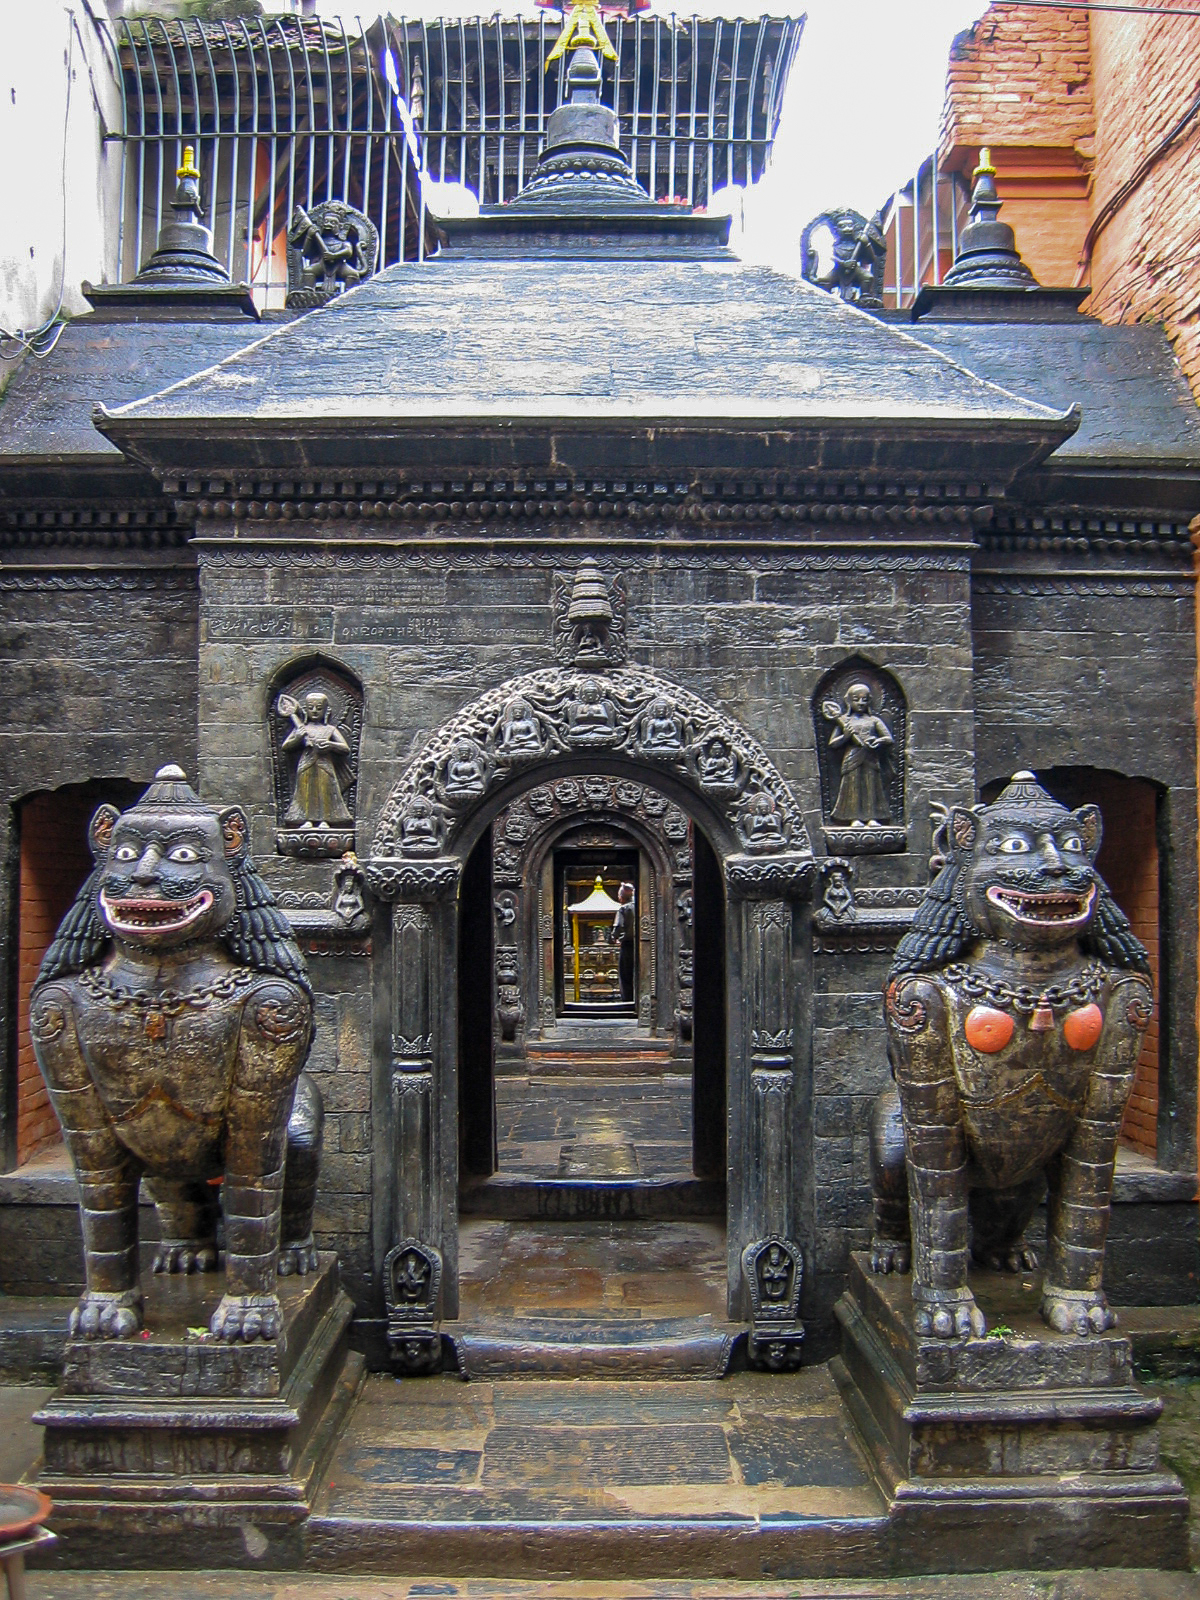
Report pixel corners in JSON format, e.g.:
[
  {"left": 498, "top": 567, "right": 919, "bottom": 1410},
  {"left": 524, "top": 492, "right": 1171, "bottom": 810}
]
[{"left": 22, "top": 1571, "right": 1200, "bottom": 1598}]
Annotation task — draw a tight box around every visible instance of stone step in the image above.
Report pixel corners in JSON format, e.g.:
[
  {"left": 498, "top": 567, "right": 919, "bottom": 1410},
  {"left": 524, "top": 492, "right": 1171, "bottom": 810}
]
[
  {"left": 305, "top": 1367, "right": 891, "bottom": 1577},
  {"left": 446, "top": 1313, "right": 743, "bottom": 1378},
  {"left": 459, "top": 1174, "right": 724, "bottom": 1220},
  {"left": 520, "top": 1050, "right": 679, "bottom": 1077}
]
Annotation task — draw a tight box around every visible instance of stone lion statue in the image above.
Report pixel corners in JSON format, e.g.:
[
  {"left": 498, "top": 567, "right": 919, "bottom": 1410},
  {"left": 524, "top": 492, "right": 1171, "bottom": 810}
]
[
  {"left": 871, "top": 772, "right": 1152, "bottom": 1340},
  {"left": 30, "top": 766, "right": 323, "bottom": 1343}
]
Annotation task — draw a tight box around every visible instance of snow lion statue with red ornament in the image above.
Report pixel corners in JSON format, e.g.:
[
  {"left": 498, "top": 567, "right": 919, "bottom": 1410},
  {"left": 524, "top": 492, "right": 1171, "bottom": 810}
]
[{"left": 870, "top": 772, "right": 1152, "bottom": 1340}]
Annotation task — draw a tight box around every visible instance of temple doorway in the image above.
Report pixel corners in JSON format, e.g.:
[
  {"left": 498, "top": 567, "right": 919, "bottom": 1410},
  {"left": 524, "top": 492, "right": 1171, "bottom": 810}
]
[{"left": 456, "top": 782, "right": 729, "bottom": 1349}]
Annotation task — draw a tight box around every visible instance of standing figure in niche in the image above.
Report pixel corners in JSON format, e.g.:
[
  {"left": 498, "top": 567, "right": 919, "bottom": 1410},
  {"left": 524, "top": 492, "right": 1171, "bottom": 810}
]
[
  {"left": 278, "top": 691, "right": 353, "bottom": 828},
  {"left": 824, "top": 682, "right": 893, "bottom": 824},
  {"left": 610, "top": 882, "right": 637, "bottom": 1003}
]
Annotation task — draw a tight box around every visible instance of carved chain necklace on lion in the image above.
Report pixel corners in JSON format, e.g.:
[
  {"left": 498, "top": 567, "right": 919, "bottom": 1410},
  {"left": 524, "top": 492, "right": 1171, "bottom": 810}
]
[
  {"left": 78, "top": 966, "right": 258, "bottom": 1017},
  {"left": 942, "top": 960, "right": 1105, "bottom": 1017}
]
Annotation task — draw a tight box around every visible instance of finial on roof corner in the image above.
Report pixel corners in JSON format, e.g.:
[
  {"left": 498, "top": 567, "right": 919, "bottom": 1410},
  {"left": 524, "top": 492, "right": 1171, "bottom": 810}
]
[
  {"left": 546, "top": 0, "right": 618, "bottom": 69},
  {"left": 941, "top": 138, "right": 1039, "bottom": 292}
]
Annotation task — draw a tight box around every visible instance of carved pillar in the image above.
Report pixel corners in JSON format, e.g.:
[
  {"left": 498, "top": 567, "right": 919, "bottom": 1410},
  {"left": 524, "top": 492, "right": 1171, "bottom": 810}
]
[
  {"left": 725, "top": 853, "right": 814, "bottom": 1366},
  {"left": 363, "top": 856, "right": 461, "bottom": 1366},
  {"left": 391, "top": 902, "right": 435, "bottom": 1244}
]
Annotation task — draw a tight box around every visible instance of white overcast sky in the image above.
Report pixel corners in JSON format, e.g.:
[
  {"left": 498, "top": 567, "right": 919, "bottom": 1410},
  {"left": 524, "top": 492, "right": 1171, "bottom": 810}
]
[{"left": 317, "top": 0, "right": 991, "bottom": 266}]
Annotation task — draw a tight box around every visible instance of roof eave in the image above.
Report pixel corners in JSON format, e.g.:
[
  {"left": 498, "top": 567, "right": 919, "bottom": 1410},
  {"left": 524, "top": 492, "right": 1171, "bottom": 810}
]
[{"left": 93, "top": 406, "right": 1079, "bottom": 487}]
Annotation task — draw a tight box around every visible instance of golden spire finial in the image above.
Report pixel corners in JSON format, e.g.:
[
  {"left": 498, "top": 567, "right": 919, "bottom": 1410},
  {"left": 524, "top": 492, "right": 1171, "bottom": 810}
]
[
  {"left": 546, "top": 0, "right": 617, "bottom": 68},
  {"left": 177, "top": 144, "right": 200, "bottom": 182},
  {"left": 975, "top": 146, "right": 997, "bottom": 178}
]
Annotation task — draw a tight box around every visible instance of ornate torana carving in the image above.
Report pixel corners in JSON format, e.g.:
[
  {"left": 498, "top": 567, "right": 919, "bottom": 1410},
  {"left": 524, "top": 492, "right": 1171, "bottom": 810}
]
[
  {"left": 272, "top": 662, "right": 362, "bottom": 858},
  {"left": 814, "top": 659, "right": 907, "bottom": 855},
  {"left": 872, "top": 773, "right": 1154, "bottom": 1340},
  {"left": 29, "top": 768, "right": 321, "bottom": 1343},
  {"left": 800, "top": 207, "right": 887, "bottom": 308},
  {"left": 372, "top": 666, "right": 812, "bottom": 861},
  {"left": 286, "top": 201, "right": 379, "bottom": 308}
]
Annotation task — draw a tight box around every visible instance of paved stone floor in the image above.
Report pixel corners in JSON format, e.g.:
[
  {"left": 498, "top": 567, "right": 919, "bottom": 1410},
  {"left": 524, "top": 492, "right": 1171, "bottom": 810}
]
[
  {"left": 312, "top": 1367, "right": 882, "bottom": 1526},
  {"left": 22, "top": 1573, "right": 1200, "bottom": 1598},
  {"left": 495, "top": 1074, "right": 693, "bottom": 1179},
  {"left": 457, "top": 1218, "right": 727, "bottom": 1321}
]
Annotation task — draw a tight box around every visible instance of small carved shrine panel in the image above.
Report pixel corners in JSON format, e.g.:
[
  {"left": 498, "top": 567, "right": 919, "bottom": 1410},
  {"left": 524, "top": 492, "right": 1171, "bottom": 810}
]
[
  {"left": 812, "top": 658, "right": 907, "bottom": 854},
  {"left": 271, "top": 661, "right": 364, "bottom": 857}
]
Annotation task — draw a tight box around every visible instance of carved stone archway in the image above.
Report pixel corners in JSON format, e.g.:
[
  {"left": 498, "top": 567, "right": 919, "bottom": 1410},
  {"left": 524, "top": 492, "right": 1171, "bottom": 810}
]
[{"left": 363, "top": 664, "right": 815, "bottom": 1371}]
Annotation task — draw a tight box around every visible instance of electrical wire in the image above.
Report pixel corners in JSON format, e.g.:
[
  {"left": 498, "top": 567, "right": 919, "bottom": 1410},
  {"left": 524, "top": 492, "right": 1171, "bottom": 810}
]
[
  {"left": 0, "top": 8, "right": 76, "bottom": 362},
  {"left": 1006, "top": 1, "right": 1200, "bottom": 16}
]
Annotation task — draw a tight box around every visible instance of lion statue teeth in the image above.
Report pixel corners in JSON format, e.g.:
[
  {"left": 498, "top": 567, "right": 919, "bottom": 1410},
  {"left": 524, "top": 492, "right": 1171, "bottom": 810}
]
[
  {"left": 30, "top": 765, "right": 322, "bottom": 1343},
  {"left": 871, "top": 772, "right": 1153, "bottom": 1340}
]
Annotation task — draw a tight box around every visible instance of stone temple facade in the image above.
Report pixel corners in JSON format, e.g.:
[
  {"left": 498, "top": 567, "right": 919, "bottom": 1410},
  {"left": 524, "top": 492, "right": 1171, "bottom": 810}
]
[{"left": 0, "top": 34, "right": 1198, "bottom": 1404}]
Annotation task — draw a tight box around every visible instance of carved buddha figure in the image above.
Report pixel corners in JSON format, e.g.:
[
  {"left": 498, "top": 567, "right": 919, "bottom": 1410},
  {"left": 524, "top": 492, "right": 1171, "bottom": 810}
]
[
  {"left": 697, "top": 736, "right": 739, "bottom": 791},
  {"left": 826, "top": 682, "right": 893, "bottom": 825},
  {"left": 743, "top": 791, "right": 786, "bottom": 852},
  {"left": 874, "top": 773, "right": 1153, "bottom": 1339},
  {"left": 278, "top": 690, "right": 352, "bottom": 828},
  {"left": 443, "top": 738, "right": 490, "bottom": 801},
  {"left": 567, "top": 678, "right": 618, "bottom": 745},
  {"left": 399, "top": 795, "right": 445, "bottom": 855},
  {"left": 638, "top": 698, "right": 684, "bottom": 755},
  {"left": 499, "top": 696, "right": 542, "bottom": 755}
]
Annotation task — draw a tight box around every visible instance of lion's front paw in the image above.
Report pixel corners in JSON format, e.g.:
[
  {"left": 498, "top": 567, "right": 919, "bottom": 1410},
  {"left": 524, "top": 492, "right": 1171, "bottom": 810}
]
[
  {"left": 976, "top": 1239, "right": 1039, "bottom": 1274},
  {"left": 1041, "top": 1286, "right": 1116, "bottom": 1336},
  {"left": 914, "top": 1293, "right": 986, "bottom": 1340},
  {"left": 153, "top": 1240, "right": 218, "bottom": 1275},
  {"left": 277, "top": 1235, "right": 319, "bottom": 1277},
  {"left": 68, "top": 1289, "right": 143, "bottom": 1340},
  {"left": 869, "top": 1235, "right": 911, "bottom": 1275},
  {"left": 210, "top": 1292, "right": 282, "bottom": 1343}
]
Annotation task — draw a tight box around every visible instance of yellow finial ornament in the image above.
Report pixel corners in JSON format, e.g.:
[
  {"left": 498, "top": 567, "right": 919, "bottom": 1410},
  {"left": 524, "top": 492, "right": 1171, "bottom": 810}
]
[
  {"left": 546, "top": 0, "right": 617, "bottom": 68},
  {"left": 975, "top": 146, "right": 997, "bottom": 178},
  {"left": 177, "top": 145, "right": 201, "bottom": 182}
]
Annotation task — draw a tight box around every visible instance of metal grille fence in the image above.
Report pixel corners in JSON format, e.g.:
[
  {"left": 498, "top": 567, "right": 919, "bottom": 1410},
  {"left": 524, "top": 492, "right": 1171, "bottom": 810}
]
[{"left": 110, "top": 12, "right": 803, "bottom": 307}]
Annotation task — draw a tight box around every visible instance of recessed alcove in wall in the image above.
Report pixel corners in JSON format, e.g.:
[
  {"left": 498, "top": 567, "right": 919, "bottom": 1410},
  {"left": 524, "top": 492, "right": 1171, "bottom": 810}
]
[
  {"left": 12, "top": 779, "right": 143, "bottom": 1168},
  {"left": 981, "top": 767, "right": 1163, "bottom": 1159}
]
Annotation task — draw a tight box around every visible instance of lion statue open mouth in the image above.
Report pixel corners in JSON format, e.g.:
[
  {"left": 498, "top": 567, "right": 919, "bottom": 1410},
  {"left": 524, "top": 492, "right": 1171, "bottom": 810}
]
[
  {"left": 870, "top": 772, "right": 1152, "bottom": 1340},
  {"left": 30, "top": 766, "right": 323, "bottom": 1343}
]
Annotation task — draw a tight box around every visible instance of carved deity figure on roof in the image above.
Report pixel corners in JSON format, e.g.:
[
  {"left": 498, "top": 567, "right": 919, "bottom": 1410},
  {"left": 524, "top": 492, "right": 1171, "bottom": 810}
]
[
  {"left": 824, "top": 682, "right": 894, "bottom": 825},
  {"left": 277, "top": 690, "right": 353, "bottom": 829}
]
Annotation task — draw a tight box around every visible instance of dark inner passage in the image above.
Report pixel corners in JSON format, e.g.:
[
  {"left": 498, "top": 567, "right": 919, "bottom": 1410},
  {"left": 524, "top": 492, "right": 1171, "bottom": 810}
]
[{"left": 458, "top": 789, "right": 728, "bottom": 1327}]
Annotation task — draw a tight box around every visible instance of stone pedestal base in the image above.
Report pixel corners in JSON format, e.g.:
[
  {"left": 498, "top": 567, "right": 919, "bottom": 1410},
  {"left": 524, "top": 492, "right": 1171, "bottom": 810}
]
[
  {"left": 32, "top": 1255, "right": 360, "bottom": 1568},
  {"left": 834, "top": 1253, "right": 1189, "bottom": 1573}
]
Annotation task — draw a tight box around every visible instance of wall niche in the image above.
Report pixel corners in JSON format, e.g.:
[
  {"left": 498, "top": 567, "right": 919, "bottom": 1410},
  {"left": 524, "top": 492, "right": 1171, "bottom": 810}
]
[
  {"left": 270, "top": 659, "right": 363, "bottom": 857},
  {"left": 812, "top": 657, "right": 907, "bottom": 855}
]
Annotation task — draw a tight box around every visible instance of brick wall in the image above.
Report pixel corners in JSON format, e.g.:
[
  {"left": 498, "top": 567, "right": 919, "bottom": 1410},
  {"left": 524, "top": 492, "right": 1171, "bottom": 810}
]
[
  {"left": 14, "top": 782, "right": 143, "bottom": 1167},
  {"left": 15, "top": 792, "right": 95, "bottom": 1163},
  {"left": 1088, "top": 8, "right": 1200, "bottom": 399},
  {"left": 939, "top": 4, "right": 1094, "bottom": 289},
  {"left": 941, "top": 4, "right": 1094, "bottom": 157},
  {"left": 940, "top": 2, "right": 1200, "bottom": 395}
]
